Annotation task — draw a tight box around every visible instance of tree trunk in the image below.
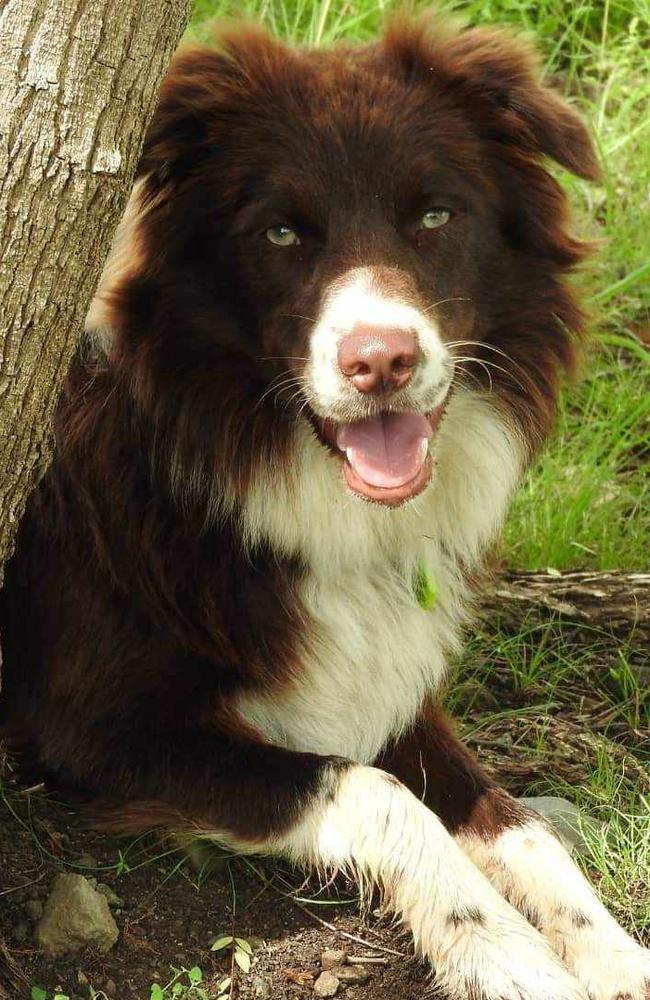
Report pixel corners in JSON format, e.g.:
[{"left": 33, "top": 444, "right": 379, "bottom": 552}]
[
  {"left": 481, "top": 570, "right": 650, "bottom": 647},
  {"left": 0, "top": 0, "right": 191, "bottom": 583}
]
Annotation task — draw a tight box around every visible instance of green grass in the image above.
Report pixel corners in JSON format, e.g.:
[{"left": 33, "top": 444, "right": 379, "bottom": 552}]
[
  {"left": 506, "top": 353, "right": 650, "bottom": 568},
  {"left": 450, "top": 612, "right": 649, "bottom": 933},
  {"left": 189, "top": 0, "right": 650, "bottom": 572},
  {"left": 507, "top": 0, "right": 650, "bottom": 568}
]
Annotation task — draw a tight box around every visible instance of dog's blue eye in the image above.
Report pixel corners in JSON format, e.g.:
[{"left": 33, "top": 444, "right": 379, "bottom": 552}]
[
  {"left": 266, "top": 225, "right": 300, "bottom": 247},
  {"left": 421, "top": 208, "right": 451, "bottom": 230}
]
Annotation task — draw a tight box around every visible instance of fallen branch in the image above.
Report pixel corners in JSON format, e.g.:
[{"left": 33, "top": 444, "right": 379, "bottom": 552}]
[
  {"left": 482, "top": 571, "right": 650, "bottom": 645},
  {"left": 289, "top": 899, "right": 407, "bottom": 959}
]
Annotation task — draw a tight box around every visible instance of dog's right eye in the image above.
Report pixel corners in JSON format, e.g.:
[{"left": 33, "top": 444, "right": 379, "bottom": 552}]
[{"left": 266, "top": 225, "right": 301, "bottom": 247}]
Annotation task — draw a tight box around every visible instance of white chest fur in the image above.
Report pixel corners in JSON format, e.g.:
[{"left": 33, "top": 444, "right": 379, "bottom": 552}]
[
  {"left": 234, "top": 392, "right": 524, "bottom": 762},
  {"left": 236, "top": 548, "right": 465, "bottom": 762}
]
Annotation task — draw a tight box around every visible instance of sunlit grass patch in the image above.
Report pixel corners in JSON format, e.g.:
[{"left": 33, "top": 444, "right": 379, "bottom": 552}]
[{"left": 506, "top": 348, "right": 650, "bottom": 569}]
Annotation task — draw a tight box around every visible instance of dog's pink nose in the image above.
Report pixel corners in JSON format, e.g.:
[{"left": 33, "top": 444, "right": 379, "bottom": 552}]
[{"left": 338, "top": 326, "right": 418, "bottom": 394}]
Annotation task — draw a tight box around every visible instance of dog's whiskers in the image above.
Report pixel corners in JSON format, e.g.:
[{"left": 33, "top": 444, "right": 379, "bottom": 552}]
[
  {"left": 453, "top": 354, "right": 530, "bottom": 395},
  {"left": 422, "top": 297, "right": 472, "bottom": 315},
  {"left": 276, "top": 312, "right": 318, "bottom": 326},
  {"left": 256, "top": 355, "right": 310, "bottom": 363},
  {"left": 447, "top": 340, "right": 532, "bottom": 386},
  {"left": 453, "top": 356, "right": 495, "bottom": 392},
  {"left": 452, "top": 364, "right": 484, "bottom": 396},
  {"left": 254, "top": 374, "right": 305, "bottom": 412}
]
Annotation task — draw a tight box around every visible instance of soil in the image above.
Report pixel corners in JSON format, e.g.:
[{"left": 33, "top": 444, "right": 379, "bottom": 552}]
[{"left": 0, "top": 769, "right": 428, "bottom": 1000}]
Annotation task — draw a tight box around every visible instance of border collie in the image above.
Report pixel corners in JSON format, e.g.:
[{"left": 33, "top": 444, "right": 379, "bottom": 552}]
[{"left": 1, "top": 15, "right": 648, "bottom": 1000}]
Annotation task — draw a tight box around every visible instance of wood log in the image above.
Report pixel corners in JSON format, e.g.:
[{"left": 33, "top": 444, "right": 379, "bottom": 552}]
[{"left": 481, "top": 570, "right": 650, "bottom": 648}]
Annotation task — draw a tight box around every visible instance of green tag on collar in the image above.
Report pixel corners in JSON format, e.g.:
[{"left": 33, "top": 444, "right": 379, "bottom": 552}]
[{"left": 413, "top": 560, "right": 437, "bottom": 610}]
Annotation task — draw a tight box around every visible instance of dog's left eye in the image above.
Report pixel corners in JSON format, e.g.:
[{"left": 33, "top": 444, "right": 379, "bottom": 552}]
[
  {"left": 266, "top": 225, "right": 301, "bottom": 247},
  {"left": 421, "top": 208, "right": 451, "bottom": 230}
]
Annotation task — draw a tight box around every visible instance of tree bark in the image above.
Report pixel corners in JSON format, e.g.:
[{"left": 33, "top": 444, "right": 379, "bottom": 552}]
[
  {"left": 481, "top": 570, "right": 650, "bottom": 647},
  {"left": 0, "top": 0, "right": 191, "bottom": 582}
]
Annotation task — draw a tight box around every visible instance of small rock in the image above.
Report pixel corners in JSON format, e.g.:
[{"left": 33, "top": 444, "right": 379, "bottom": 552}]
[
  {"left": 321, "top": 949, "right": 348, "bottom": 970},
  {"left": 332, "top": 964, "right": 370, "bottom": 985},
  {"left": 314, "top": 971, "right": 339, "bottom": 997},
  {"left": 96, "top": 883, "right": 123, "bottom": 908},
  {"left": 104, "top": 979, "right": 117, "bottom": 997},
  {"left": 36, "top": 873, "right": 119, "bottom": 956},
  {"left": 519, "top": 796, "right": 604, "bottom": 855},
  {"left": 24, "top": 899, "right": 43, "bottom": 921}
]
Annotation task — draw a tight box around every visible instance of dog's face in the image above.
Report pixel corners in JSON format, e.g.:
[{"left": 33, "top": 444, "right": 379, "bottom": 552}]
[
  {"left": 209, "top": 55, "right": 495, "bottom": 505},
  {"left": 99, "top": 19, "right": 598, "bottom": 509}
]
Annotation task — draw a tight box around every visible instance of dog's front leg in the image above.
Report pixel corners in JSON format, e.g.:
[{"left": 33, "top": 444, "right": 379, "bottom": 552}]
[
  {"left": 379, "top": 702, "right": 650, "bottom": 1000},
  {"left": 281, "top": 763, "right": 586, "bottom": 1000},
  {"left": 87, "top": 719, "right": 583, "bottom": 999}
]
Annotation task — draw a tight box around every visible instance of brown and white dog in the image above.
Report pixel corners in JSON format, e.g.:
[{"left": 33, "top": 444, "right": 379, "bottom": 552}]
[{"left": 1, "top": 15, "right": 648, "bottom": 999}]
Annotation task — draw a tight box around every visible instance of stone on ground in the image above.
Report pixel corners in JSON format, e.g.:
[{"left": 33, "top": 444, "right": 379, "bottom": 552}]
[
  {"left": 36, "top": 873, "right": 119, "bottom": 956},
  {"left": 314, "top": 970, "right": 340, "bottom": 997},
  {"left": 320, "top": 948, "right": 348, "bottom": 970},
  {"left": 333, "top": 964, "right": 370, "bottom": 985},
  {"left": 519, "top": 796, "right": 604, "bottom": 855}
]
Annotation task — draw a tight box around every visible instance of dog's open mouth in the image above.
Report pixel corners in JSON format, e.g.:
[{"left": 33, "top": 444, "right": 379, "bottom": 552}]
[{"left": 317, "top": 402, "right": 447, "bottom": 506}]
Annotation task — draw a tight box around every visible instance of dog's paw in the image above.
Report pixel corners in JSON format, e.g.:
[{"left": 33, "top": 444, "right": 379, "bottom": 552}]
[
  {"left": 435, "top": 923, "right": 589, "bottom": 1000},
  {"left": 459, "top": 819, "right": 649, "bottom": 1000},
  {"left": 445, "top": 959, "right": 587, "bottom": 1000},
  {"left": 566, "top": 935, "right": 650, "bottom": 1000}
]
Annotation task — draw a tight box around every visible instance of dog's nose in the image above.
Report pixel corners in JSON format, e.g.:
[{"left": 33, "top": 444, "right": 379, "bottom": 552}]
[{"left": 338, "top": 326, "right": 418, "bottom": 394}]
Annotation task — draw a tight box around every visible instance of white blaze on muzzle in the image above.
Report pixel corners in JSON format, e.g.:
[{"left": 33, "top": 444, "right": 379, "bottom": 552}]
[
  {"left": 308, "top": 267, "right": 452, "bottom": 503},
  {"left": 309, "top": 266, "right": 450, "bottom": 416}
]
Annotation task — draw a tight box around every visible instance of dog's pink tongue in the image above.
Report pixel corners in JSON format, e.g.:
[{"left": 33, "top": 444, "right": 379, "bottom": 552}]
[{"left": 336, "top": 412, "right": 432, "bottom": 488}]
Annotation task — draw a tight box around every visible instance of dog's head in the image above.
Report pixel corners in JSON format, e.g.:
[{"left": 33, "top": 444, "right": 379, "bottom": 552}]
[{"left": 88, "top": 16, "right": 598, "bottom": 510}]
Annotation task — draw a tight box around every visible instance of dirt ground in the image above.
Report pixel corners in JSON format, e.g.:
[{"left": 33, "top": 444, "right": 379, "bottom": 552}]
[
  {"left": 1, "top": 735, "right": 646, "bottom": 1000},
  {"left": 0, "top": 764, "right": 429, "bottom": 1000}
]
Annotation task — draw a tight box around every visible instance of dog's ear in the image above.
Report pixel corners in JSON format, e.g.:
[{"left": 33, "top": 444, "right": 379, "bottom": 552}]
[
  {"left": 138, "top": 45, "right": 228, "bottom": 182},
  {"left": 139, "top": 24, "right": 296, "bottom": 184},
  {"left": 382, "top": 18, "right": 600, "bottom": 182}
]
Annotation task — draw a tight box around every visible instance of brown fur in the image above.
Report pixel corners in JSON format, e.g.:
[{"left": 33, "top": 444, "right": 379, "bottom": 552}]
[{"left": 0, "top": 16, "right": 597, "bottom": 844}]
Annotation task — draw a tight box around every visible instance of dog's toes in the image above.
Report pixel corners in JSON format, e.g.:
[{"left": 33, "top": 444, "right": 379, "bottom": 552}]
[{"left": 570, "top": 942, "right": 650, "bottom": 1000}]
